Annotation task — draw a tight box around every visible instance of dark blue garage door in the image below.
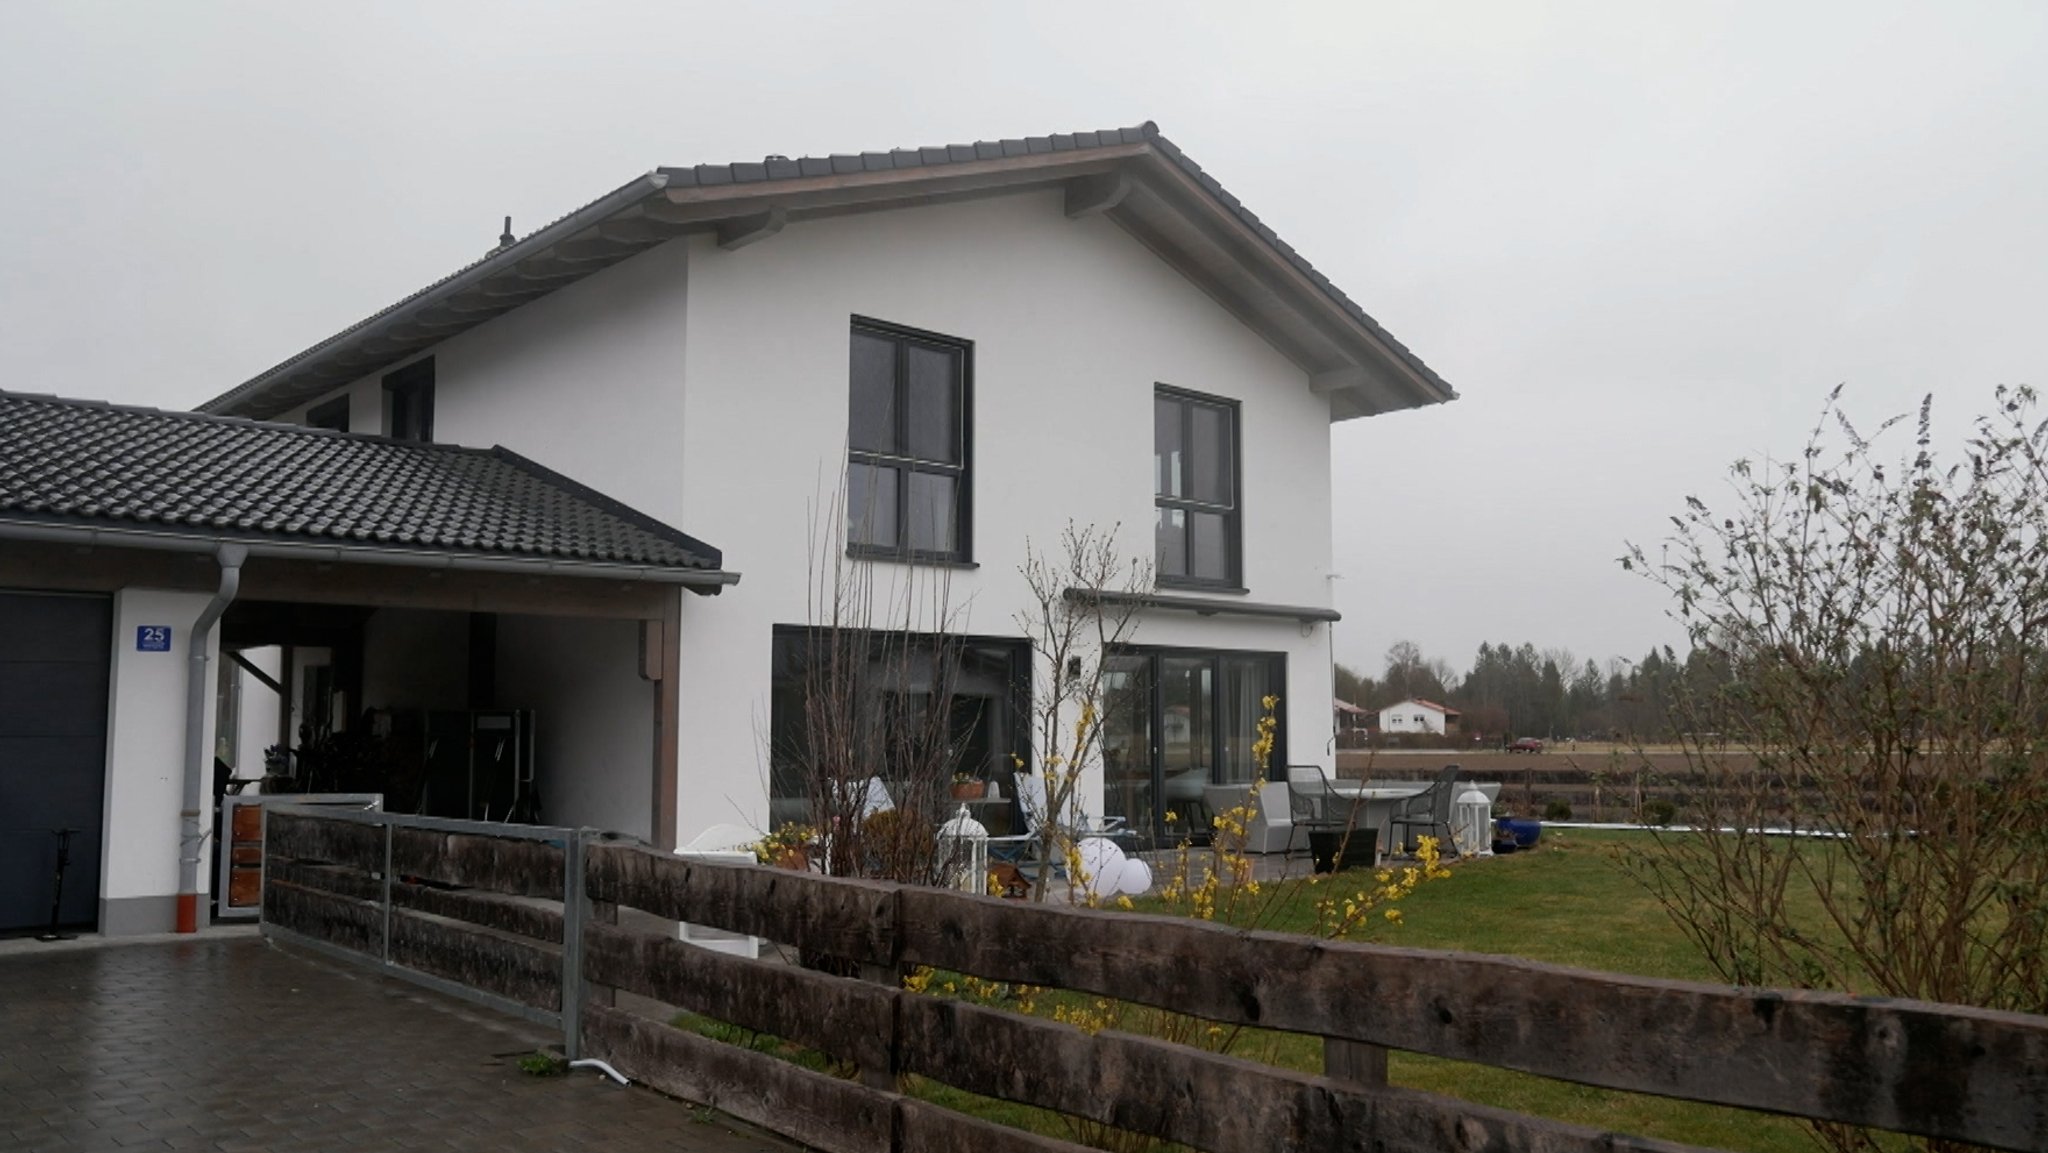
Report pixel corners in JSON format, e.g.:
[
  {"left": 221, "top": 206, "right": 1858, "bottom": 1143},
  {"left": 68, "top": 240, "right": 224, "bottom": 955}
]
[{"left": 0, "top": 592, "right": 110, "bottom": 934}]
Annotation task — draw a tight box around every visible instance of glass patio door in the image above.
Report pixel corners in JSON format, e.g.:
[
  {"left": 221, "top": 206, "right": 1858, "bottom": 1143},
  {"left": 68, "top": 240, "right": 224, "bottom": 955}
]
[
  {"left": 1100, "top": 654, "right": 1155, "bottom": 844},
  {"left": 1101, "top": 648, "right": 1286, "bottom": 846}
]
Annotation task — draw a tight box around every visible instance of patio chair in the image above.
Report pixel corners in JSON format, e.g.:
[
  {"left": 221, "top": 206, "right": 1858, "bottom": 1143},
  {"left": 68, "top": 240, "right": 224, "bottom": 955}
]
[
  {"left": 992, "top": 773, "right": 1132, "bottom": 876},
  {"left": 1285, "top": 765, "right": 1342, "bottom": 830},
  {"left": 1251, "top": 782, "right": 1304, "bottom": 855},
  {"left": 1387, "top": 764, "right": 1461, "bottom": 856}
]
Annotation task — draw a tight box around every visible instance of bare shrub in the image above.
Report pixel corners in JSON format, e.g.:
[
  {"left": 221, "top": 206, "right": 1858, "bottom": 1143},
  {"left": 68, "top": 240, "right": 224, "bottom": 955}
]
[{"left": 1625, "top": 386, "right": 2048, "bottom": 1153}]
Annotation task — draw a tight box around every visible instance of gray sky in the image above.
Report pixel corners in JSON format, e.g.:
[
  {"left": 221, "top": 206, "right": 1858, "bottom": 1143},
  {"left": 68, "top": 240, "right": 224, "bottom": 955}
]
[{"left": 3, "top": 1, "right": 2042, "bottom": 680}]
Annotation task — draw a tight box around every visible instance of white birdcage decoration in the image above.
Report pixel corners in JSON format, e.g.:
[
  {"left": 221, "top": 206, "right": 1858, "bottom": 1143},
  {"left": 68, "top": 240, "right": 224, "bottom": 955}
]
[
  {"left": 938, "top": 806, "right": 990, "bottom": 893},
  {"left": 1451, "top": 787, "right": 1493, "bottom": 858}
]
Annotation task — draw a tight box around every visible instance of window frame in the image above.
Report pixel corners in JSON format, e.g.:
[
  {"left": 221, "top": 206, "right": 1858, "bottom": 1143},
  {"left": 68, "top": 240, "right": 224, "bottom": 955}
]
[
  {"left": 767, "top": 625, "right": 1030, "bottom": 829},
  {"left": 306, "top": 395, "right": 351, "bottom": 432},
  {"left": 846, "top": 317, "right": 973, "bottom": 565},
  {"left": 1153, "top": 384, "right": 1244, "bottom": 591},
  {"left": 382, "top": 358, "right": 436, "bottom": 443}
]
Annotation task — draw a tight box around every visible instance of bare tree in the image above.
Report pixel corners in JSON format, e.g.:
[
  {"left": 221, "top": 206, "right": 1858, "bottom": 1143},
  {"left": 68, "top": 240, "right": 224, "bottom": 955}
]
[
  {"left": 1015, "top": 523, "right": 1150, "bottom": 901},
  {"left": 1624, "top": 386, "right": 2048, "bottom": 1153},
  {"left": 772, "top": 465, "right": 971, "bottom": 886}
]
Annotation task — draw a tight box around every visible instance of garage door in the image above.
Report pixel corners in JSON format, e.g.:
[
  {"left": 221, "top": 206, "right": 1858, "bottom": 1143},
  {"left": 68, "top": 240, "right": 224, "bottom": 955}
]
[{"left": 0, "top": 592, "right": 110, "bottom": 935}]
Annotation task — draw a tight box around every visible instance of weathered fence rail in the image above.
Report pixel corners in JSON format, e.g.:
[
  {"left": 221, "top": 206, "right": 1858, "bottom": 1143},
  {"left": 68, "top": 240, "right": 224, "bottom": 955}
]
[
  {"left": 262, "top": 809, "right": 2048, "bottom": 1153},
  {"left": 260, "top": 805, "right": 586, "bottom": 1045}
]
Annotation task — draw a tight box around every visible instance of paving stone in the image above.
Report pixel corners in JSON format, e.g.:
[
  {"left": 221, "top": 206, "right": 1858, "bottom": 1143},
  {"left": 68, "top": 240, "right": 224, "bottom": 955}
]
[{"left": 0, "top": 938, "right": 796, "bottom": 1152}]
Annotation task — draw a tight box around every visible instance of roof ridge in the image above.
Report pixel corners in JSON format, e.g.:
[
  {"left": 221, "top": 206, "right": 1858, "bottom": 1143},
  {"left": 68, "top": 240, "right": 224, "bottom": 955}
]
[{"left": 199, "top": 120, "right": 1454, "bottom": 418}]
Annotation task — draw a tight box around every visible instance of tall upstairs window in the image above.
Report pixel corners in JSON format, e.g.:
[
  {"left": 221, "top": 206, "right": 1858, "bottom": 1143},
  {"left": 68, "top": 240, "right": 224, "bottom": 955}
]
[
  {"left": 847, "top": 319, "right": 971, "bottom": 562},
  {"left": 1154, "top": 386, "right": 1241, "bottom": 588},
  {"left": 383, "top": 359, "right": 435, "bottom": 443}
]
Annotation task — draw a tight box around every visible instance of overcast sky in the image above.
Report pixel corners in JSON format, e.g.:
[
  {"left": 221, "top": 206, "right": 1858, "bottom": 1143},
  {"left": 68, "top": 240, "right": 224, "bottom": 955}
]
[{"left": 3, "top": 2, "right": 2042, "bottom": 680}]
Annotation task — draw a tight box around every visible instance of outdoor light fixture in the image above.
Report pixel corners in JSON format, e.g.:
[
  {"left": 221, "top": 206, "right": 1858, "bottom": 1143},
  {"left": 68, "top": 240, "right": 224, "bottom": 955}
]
[
  {"left": 1451, "top": 787, "right": 1494, "bottom": 858},
  {"left": 938, "top": 806, "right": 990, "bottom": 893}
]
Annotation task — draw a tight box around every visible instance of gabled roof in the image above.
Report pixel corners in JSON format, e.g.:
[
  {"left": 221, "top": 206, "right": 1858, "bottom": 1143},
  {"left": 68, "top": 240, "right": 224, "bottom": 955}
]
[
  {"left": 1383, "top": 698, "right": 1461, "bottom": 716},
  {"left": 0, "top": 391, "right": 733, "bottom": 586},
  {"left": 199, "top": 122, "right": 1455, "bottom": 423}
]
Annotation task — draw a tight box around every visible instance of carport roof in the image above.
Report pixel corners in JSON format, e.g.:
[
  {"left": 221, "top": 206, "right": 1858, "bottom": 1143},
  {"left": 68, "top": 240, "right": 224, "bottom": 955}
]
[{"left": 0, "top": 391, "right": 733, "bottom": 587}]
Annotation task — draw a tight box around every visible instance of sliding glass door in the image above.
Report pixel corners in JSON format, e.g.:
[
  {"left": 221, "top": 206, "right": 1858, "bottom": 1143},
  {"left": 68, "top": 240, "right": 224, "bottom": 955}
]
[{"left": 1100, "top": 647, "right": 1286, "bottom": 845}]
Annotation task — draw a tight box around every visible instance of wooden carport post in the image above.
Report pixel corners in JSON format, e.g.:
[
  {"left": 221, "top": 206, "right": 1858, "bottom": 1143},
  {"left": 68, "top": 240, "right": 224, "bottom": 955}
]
[{"left": 642, "top": 591, "right": 684, "bottom": 852}]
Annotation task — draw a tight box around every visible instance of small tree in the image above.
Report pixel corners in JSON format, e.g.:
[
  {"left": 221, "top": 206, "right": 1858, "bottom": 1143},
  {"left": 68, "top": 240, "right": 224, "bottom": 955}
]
[
  {"left": 1624, "top": 386, "right": 2048, "bottom": 1153},
  {"left": 1015, "top": 523, "right": 1149, "bottom": 901}
]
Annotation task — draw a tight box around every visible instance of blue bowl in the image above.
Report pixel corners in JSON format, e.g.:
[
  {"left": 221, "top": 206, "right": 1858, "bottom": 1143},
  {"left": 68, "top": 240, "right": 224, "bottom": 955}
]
[{"left": 1496, "top": 817, "right": 1543, "bottom": 849}]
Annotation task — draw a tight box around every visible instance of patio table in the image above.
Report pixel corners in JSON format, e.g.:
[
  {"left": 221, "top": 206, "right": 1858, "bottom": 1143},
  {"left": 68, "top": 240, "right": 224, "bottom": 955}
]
[{"left": 1322, "top": 783, "right": 1427, "bottom": 858}]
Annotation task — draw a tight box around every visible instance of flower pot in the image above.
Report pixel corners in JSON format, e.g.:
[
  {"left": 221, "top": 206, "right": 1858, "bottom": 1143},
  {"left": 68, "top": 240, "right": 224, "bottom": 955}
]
[
  {"left": 1308, "top": 827, "right": 1378, "bottom": 874},
  {"left": 950, "top": 781, "right": 987, "bottom": 800},
  {"left": 1495, "top": 817, "right": 1542, "bottom": 850}
]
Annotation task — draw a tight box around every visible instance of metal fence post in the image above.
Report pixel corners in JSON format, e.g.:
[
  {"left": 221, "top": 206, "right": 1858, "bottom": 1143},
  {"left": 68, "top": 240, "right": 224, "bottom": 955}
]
[
  {"left": 380, "top": 817, "right": 394, "bottom": 967},
  {"left": 560, "top": 828, "right": 587, "bottom": 1061}
]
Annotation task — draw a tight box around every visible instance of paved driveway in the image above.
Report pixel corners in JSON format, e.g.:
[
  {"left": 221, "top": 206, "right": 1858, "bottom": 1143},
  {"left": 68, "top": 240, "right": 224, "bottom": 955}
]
[{"left": 0, "top": 933, "right": 793, "bottom": 1152}]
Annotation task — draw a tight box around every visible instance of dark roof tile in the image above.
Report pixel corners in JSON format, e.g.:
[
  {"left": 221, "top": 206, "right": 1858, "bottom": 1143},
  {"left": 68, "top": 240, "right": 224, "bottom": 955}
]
[{"left": 0, "top": 392, "right": 722, "bottom": 573}]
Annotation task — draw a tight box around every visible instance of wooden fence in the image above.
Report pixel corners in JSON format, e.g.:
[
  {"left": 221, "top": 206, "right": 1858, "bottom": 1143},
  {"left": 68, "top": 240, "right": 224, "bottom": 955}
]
[{"left": 262, "top": 807, "right": 2048, "bottom": 1153}]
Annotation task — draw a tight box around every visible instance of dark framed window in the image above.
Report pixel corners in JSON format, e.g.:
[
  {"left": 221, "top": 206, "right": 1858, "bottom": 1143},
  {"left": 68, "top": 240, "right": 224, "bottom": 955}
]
[
  {"left": 383, "top": 359, "right": 435, "bottom": 443},
  {"left": 767, "top": 626, "right": 1029, "bottom": 830},
  {"left": 847, "top": 319, "right": 971, "bottom": 562},
  {"left": 1154, "top": 386, "right": 1241, "bottom": 588},
  {"left": 306, "top": 395, "right": 350, "bottom": 432}
]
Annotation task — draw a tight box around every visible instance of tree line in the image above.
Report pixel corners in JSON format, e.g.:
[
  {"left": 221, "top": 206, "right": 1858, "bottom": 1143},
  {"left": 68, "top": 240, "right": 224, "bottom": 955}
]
[{"left": 1335, "top": 639, "right": 1725, "bottom": 742}]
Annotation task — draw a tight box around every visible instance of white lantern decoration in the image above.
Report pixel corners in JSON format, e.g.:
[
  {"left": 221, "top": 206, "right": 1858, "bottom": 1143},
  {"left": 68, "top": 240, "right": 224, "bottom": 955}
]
[
  {"left": 1450, "top": 787, "right": 1493, "bottom": 858},
  {"left": 938, "top": 806, "right": 990, "bottom": 893}
]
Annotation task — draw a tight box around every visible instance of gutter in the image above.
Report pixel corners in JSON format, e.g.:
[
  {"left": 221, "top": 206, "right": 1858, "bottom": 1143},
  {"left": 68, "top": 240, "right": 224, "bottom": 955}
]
[
  {"left": 197, "top": 172, "right": 673, "bottom": 416},
  {"left": 179, "top": 545, "right": 244, "bottom": 932},
  {"left": 0, "top": 519, "right": 741, "bottom": 592}
]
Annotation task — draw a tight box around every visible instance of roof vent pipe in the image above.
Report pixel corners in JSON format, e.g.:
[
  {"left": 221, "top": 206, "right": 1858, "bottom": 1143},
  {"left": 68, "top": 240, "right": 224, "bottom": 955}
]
[{"left": 177, "top": 544, "right": 246, "bottom": 933}]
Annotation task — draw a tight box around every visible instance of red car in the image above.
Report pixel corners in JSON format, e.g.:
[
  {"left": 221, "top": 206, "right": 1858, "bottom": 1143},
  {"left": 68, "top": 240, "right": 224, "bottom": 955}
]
[{"left": 1507, "top": 737, "right": 1545, "bottom": 753}]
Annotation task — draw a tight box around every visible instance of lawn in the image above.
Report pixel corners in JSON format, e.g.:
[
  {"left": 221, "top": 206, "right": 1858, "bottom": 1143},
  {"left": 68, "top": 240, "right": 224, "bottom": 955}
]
[{"left": 1283, "top": 829, "right": 1823, "bottom": 1151}]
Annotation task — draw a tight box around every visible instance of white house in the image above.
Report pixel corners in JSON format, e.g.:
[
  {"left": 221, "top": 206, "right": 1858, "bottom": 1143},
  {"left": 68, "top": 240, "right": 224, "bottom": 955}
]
[
  {"left": 0, "top": 123, "right": 1454, "bottom": 935},
  {"left": 1377, "top": 698, "right": 1461, "bottom": 736}
]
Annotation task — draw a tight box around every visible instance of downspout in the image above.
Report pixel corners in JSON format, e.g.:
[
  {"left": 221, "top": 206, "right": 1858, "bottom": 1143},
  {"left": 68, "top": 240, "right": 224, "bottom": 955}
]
[{"left": 178, "top": 544, "right": 247, "bottom": 933}]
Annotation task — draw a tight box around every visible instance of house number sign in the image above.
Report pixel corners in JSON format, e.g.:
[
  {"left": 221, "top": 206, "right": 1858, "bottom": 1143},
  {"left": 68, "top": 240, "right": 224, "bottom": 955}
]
[{"left": 136, "top": 626, "right": 172, "bottom": 652}]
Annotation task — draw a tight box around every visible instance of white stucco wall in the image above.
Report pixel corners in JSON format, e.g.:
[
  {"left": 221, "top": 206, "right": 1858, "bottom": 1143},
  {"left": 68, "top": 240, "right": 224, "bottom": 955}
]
[
  {"left": 271, "top": 189, "right": 1341, "bottom": 845},
  {"left": 1378, "top": 700, "right": 1448, "bottom": 735},
  {"left": 674, "top": 191, "right": 1336, "bottom": 840},
  {"left": 101, "top": 587, "right": 219, "bottom": 932},
  {"left": 495, "top": 614, "right": 654, "bottom": 839}
]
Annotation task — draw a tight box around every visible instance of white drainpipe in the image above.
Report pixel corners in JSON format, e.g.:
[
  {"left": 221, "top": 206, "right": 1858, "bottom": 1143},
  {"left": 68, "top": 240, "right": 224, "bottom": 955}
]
[{"left": 178, "top": 544, "right": 247, "bottom": 933}]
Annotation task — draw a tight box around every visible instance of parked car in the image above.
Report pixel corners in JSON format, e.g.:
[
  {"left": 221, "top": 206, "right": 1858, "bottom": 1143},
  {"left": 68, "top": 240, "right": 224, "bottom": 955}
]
[{"left": 1507, "top": 737, "right": 1545, "bottom": 753}]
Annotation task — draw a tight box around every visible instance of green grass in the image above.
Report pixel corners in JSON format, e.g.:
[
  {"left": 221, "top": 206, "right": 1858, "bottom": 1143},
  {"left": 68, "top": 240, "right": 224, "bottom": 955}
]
[{"left": 1314, "top": 831, "right": 1818, "bottom": 1151}]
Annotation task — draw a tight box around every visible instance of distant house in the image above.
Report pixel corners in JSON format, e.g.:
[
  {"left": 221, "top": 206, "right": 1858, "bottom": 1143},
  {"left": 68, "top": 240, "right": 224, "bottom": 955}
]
[
  {"left": 1333, "top": 697, "right": 1371, "bottom": 734},
  {"left": 1377, "top": 698, "right": 1460, "bottom": 736}
]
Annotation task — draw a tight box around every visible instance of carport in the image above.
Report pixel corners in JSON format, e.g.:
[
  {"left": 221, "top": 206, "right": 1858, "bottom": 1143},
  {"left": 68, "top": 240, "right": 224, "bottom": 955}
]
[{"left": 0, "top": 391, "right": 736, "bottom": 936}]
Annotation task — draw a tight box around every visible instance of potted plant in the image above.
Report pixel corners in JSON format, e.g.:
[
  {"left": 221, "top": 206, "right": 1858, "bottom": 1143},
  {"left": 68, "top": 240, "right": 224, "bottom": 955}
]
[
  {"left": 753, "top": 825, "right": 815, "bottom": 872},
  {"left": 949, "top": 772, "right": 987, "bottom": 800}
]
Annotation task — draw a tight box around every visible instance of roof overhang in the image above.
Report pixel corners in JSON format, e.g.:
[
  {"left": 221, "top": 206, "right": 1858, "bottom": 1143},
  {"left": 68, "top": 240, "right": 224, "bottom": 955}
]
[
  {"left": 199, "top": 125, "right": 1456, "bottom": 423},
  {"left": 0, "top": 517, "right": 741, "bottom": 592}
]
